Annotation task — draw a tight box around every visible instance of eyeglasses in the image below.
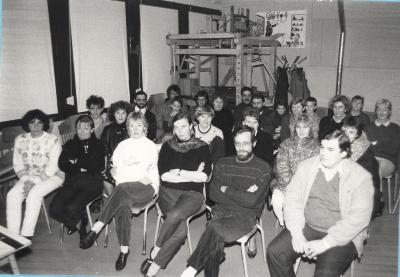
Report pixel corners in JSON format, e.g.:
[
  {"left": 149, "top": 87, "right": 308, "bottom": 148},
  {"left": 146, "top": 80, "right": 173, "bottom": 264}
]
[{"left": 234, "top": 141, "right": 252, "bottom": 148}]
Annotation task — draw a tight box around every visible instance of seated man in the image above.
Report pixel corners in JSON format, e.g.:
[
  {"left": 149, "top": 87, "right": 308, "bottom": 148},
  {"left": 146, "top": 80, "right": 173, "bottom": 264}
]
[
  {"left": 180, "top": 125, "right": 271, "bottom": 277},
  {"left": 133, "top": 91, "right": 157, "bottom": 141},
  {"left": 267, "top": 129, "right": 374, "bottom": 277}
]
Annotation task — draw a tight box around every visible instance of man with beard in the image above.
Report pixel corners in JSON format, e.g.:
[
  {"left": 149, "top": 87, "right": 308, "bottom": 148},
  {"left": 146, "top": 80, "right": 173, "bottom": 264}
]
[
  {"left": 180, "top": 125, "right": 271, "bottom": 277},
  {"left": 133, "top": 91, "right": 157, "bottom": 141},
  {"left": 233, "top": 87, "right": 253, "bottom": 130}
]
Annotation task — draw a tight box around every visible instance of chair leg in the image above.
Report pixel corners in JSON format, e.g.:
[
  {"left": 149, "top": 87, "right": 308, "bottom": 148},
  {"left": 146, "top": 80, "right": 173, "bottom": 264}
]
[
  {"left": 257, "top": 225, "right": 266, "bottom": 262},
  {"left": 142, "top": 207, "right": 149, "bottom": 255},
  {"left": 153, "top": 214, "right": 162, "bottom": 247},
  {"left": 240, "top": 241, "right": 249, "bottom": 277},
  {"left": 59, "top": 223, "right": 64, "bottom": 245},
  {"left": 294, "top": 257, "right": 301, "bottom": 274},
  {"left": 8, "top": 254, "right": 19, "bottom": 274},
  {"left": 104, "top": 224, "right": 109, "bottom": 248},
  {"left": 392, "top": 192, "right": 400, "bottom": 214},
  {"left": 42, "top": 201, "right": 52, "bottom": 235},
  {"left": 388, "top": 177, "right": 392, "bottom": 214},
  {"left": 186, "top": 219, "right": 193, "bottom": 254}
]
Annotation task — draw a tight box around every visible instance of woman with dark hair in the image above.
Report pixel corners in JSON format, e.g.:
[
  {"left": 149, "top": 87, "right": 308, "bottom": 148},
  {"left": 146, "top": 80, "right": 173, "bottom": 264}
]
[
  {"left": 318, "top": 95, "right": 352, "bottom": 140},
  {"left": 86, "top": 94, "right": 108, "bottom": 138},
  {"left": 49, "top": 115, "right": 105, "bottom": 239},
  {"left": 160, "top": 96, "right": 183, "bottom": 143},
  {"left": 342, "top": 116, "right": 382, "bottom": 218},
  {"left": 211, "top": 93, "right": 235, "bottom": 156},
  {"left": 157, "top": 85, "right": 186, "bottom": 131},
  {"left": 189, "top": 90, "right": 210, "bottom": 121},
  {"left": 141, "top": 112, "right": 212, "bottom": 277},
  {"left": 100, "top": 100, "right": 133, "bottom": 193},
  {"left": 7, "top": 109, "right": 64, "bottom": 239},
  {"left": 262, "top": 99, "right": 290, "bottom": 150},
  {"left": 80, "top": 112, "right": 159, "bottom": 271}
]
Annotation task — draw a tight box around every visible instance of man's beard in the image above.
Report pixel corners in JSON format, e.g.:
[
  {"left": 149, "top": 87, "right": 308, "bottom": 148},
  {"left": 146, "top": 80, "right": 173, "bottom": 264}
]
[{"left": 236, "top": 151, "right": 253, "bottom": 161}]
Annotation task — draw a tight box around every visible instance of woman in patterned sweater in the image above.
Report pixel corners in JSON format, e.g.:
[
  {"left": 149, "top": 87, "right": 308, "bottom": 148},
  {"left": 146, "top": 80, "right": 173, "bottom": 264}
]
[
  {"left": 271, "top": 114, "right": 320, "bottom": 226},
  {"left": 7, "top": 109, "right": 64, "bottom": 239}
]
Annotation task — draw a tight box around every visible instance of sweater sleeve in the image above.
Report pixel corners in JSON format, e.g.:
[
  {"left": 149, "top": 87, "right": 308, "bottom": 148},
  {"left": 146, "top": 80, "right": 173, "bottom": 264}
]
[
  {"left": 209, "top": 162, "right": 230, "bottom": 204},
  {"left": 158, "top": 143, "right": 171, "bottom": 175},
  {"left": 276, "top": 140, "right": 291, "bottom": 190},
  {"left": 148, "top": 145, "right": 160, "bottom": 192},
  {"left": 225, "top": 164, "right": 271, "bottom": 208},
  {"left": 44, "top": 137, "right": 62, "bottom": 177},
  {"left": 13, "top": 136, "right": 27, "bottom": 177},
  {"left": 58, "top": 140, "right": 80, "bottom": 175}
]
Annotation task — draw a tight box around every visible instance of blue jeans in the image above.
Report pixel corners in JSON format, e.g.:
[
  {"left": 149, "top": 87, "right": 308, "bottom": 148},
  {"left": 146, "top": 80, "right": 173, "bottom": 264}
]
[{"left": 267, "top": 224, "right": 357, "bottom": 277}]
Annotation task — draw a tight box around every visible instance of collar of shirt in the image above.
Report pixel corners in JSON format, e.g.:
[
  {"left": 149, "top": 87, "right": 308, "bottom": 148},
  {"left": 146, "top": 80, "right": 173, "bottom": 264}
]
[
  {"left": 318, "top": 159, "right": 344, "bottom": 182},
  {"left": 135, "top": 106, "right": 147, "bottom": 114},
  {"left": 375, "top": 120, "right": 390, "bottom": 127}
]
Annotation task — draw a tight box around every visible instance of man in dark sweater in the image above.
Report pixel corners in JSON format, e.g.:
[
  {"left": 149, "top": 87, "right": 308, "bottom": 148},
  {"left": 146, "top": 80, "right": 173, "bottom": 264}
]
[
  {"left": 180, "top": 125, "right": 271, "bottom": 277},
  {"left": 233, "top": 87, "right": 253, "bottom": 130},
  {"left": 133, "top": 91, "right": 157, "bottom": 141}
]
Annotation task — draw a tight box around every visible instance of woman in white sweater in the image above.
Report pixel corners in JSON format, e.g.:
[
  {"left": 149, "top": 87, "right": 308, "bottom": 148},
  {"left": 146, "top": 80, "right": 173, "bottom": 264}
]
[
  {"left": 7, "top": 109, "right": 64, "bottom": 239},
  {"left": 79, "top": 112, "right": 159, "bottom": 272}
]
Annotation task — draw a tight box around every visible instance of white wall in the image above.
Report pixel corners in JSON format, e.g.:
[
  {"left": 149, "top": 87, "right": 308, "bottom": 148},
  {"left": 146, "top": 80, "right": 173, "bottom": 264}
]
[{"left": 216, "top": 0, "right": 400, "bottom": 123}]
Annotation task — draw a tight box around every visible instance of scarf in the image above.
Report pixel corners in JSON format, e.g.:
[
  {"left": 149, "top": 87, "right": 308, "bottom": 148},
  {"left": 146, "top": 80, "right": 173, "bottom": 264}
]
[{"left": 167, "top": 135, "right": 207, "bottom": 153}]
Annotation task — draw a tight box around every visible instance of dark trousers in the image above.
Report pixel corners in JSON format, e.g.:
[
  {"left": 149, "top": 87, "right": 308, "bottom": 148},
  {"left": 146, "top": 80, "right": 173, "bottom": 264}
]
[
  {"left": 267, "top": 225, "right": 357, "bottom": 277},
  {"left": 98, "top": 182, "right": 155, "bottom": 246},
  {"left": 154, "top": 187, "right": 204, "bottom": 268},
  {"left": 50, "top": 173, "right": 103, "bottom": 230},
  {"left": 187, "top": 210, "right": 256, "bottom": 277}
]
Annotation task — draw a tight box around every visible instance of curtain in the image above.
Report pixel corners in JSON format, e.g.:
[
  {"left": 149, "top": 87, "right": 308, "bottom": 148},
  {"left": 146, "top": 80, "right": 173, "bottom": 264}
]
[
  {"left": 70, "top": 0, "right": 129, "bottom": 112},
  {"left": 140, "top": 5, "right": 178, "bottom": 96},
  {"left": 0, "top": 0, "right": 57, "bottom": 121}
]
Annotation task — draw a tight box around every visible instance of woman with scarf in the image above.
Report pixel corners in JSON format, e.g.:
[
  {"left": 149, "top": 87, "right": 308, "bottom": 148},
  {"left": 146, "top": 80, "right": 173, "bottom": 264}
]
[
  {"left": 100, "top": 100, "right": 132, "bottom": 194},
  {"left": 141, "top": 112, "right": 212, "bottom": 277},
  {"left": 271, "top": 114, "right": 320, "bottom": 226},
  {"left": 342, "top": 116, "right": 381, "bottom": 218},
  {"left": 50, "top": 115, "right": 104, "bottom": 239}
]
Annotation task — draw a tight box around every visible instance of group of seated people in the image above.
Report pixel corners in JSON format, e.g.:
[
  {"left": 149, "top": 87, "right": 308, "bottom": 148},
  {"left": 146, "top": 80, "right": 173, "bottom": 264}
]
[{"left": 4, "top": 83, "right": 400, "bottom": 277}]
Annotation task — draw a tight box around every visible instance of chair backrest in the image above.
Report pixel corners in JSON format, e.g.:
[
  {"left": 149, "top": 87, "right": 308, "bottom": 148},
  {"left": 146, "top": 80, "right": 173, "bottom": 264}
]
[{"left": 0, "top": 126, "right": 25, "bottom": 157}]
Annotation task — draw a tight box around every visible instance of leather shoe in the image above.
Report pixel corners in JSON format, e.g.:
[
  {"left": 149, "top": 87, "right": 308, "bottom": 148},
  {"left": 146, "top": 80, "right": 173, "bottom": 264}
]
[
  {"left": 140, "top": 258, "right": 153, "bottom": 275},
  {"left": 67, "top": 227, "right": 78, "bottom": 235},
  {"left": 115, "top": 251, "right": 129, "bottom": 271},
  {"left": 247, "top": 248, "right": 257, "bottom": 258},
  {"left": 79, "top": 230, "right": 98, "bottom": 249}
]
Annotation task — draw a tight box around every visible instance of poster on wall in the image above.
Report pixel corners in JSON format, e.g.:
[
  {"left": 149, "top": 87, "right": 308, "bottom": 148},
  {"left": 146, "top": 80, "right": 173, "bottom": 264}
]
[{"left": 256, "top": 10, "right": 306, "bottom": 48}]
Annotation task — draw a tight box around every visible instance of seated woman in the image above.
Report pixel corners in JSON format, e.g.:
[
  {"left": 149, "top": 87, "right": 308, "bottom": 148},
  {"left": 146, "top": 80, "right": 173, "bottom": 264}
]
[
  {"left": 50, "top": 115, "right": 105, "bottom": 238},
  {"left": 271, "top": 114, "right": 320, "bottom": 226},
  {"left": 100, "top": 100, "right": 132, "bottom": 194},
  {"left": 262, "top": 99, "right": 290, "bottom": 151},
  {"left": 211, "top": 92, "right": 235, "bottom": 156},
  {"left": 194, "top": 105, "right": 225, "bottom": 164},
  {"left": 7, "top": 109, "right": 64, "bottom": 239},
  {"left": 189, "top": 90, "right": 210, "bottom": 122},
  {"left": 141, "top": 112, "right": 212, "bottom": 277},
  {"left": 79, "top": 112, "right": 159, "bottom": 271},
  {"left": 342, "top": 116, "right": 381, "bottom": 218},
  {"left": 160, "top": 96, "right": 183, "bottom": 143},
  {"left": 364, "top": 99, "right": 400, "bottom": 213}
]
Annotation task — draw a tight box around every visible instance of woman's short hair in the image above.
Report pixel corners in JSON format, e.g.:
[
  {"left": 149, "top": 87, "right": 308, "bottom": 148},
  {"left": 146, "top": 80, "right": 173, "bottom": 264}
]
[
  {"left": 195, "top": 105, "right": 215, "bottom": 118},
  {"left": 194, "top": 90, "right": 209, "bottom": 103},
  {"left": 290, "top": 97, "right": 304, "bottom": 110},
  {"left": 233, "top": 125, "right": 256, "bottom": 143},
  {"left": 108, "top": 101, "right": 133, "bottom": 123},
  {"left": 322, "top": 129, "right": 351, "bottom": 158},
  {"left": 86, "top": 95, "right": 105, "bottom": 109},
  {"left": 294, "top": 113, "right": 312, "bottom": 128},
  {"left": 328, "top": 95, "right": 351, "bottom": 113},
  {"left": 242, "top": 107, "right": 260, "bottom": 123},
  {"left": 21, "top": 109, "right": 50, "bottom": 132},
  {"left": 75, "top": 114, "right": 95, "bottom": 130},
  {"left": 342, "top": 116, "right": 363, "bottom": 138},
  {"left": 166, "top": 84, "right": 181, "bottom": 100},
  {"left": 172, "top": 112, "right": 192, "bottom": 126},
  {"left": 375, "top": 98, "right": 392, "bottom": 118},
  {"left": 212, "top": 91, "right": 225, "bottom": 104},
  {"left": 171, "top": 96, "right": 183, "bottom": 107},
  {"left": 126, "top": 112, "right": 149, "bottom": 132}
]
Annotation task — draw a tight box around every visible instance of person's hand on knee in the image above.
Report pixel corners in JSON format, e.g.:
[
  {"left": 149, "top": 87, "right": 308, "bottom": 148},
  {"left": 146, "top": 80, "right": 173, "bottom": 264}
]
[{"left": 291, "top": 233, "right": 307, "bottom": 254}]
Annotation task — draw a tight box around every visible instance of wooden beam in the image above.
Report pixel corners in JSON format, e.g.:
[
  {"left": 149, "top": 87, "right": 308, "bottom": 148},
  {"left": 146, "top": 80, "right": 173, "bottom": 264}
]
[{"left": 175, "top": 48, "right": 236, "bottom": 55}]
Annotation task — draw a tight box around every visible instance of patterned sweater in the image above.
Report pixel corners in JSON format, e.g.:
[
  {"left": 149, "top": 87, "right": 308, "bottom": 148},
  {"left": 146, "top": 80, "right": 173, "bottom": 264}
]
[
  {"left": 13, "top": 132, "right": 64, "bottom": 183},
  {"left": 274, "top": 135, "right": 320, "bottom": 191}
]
